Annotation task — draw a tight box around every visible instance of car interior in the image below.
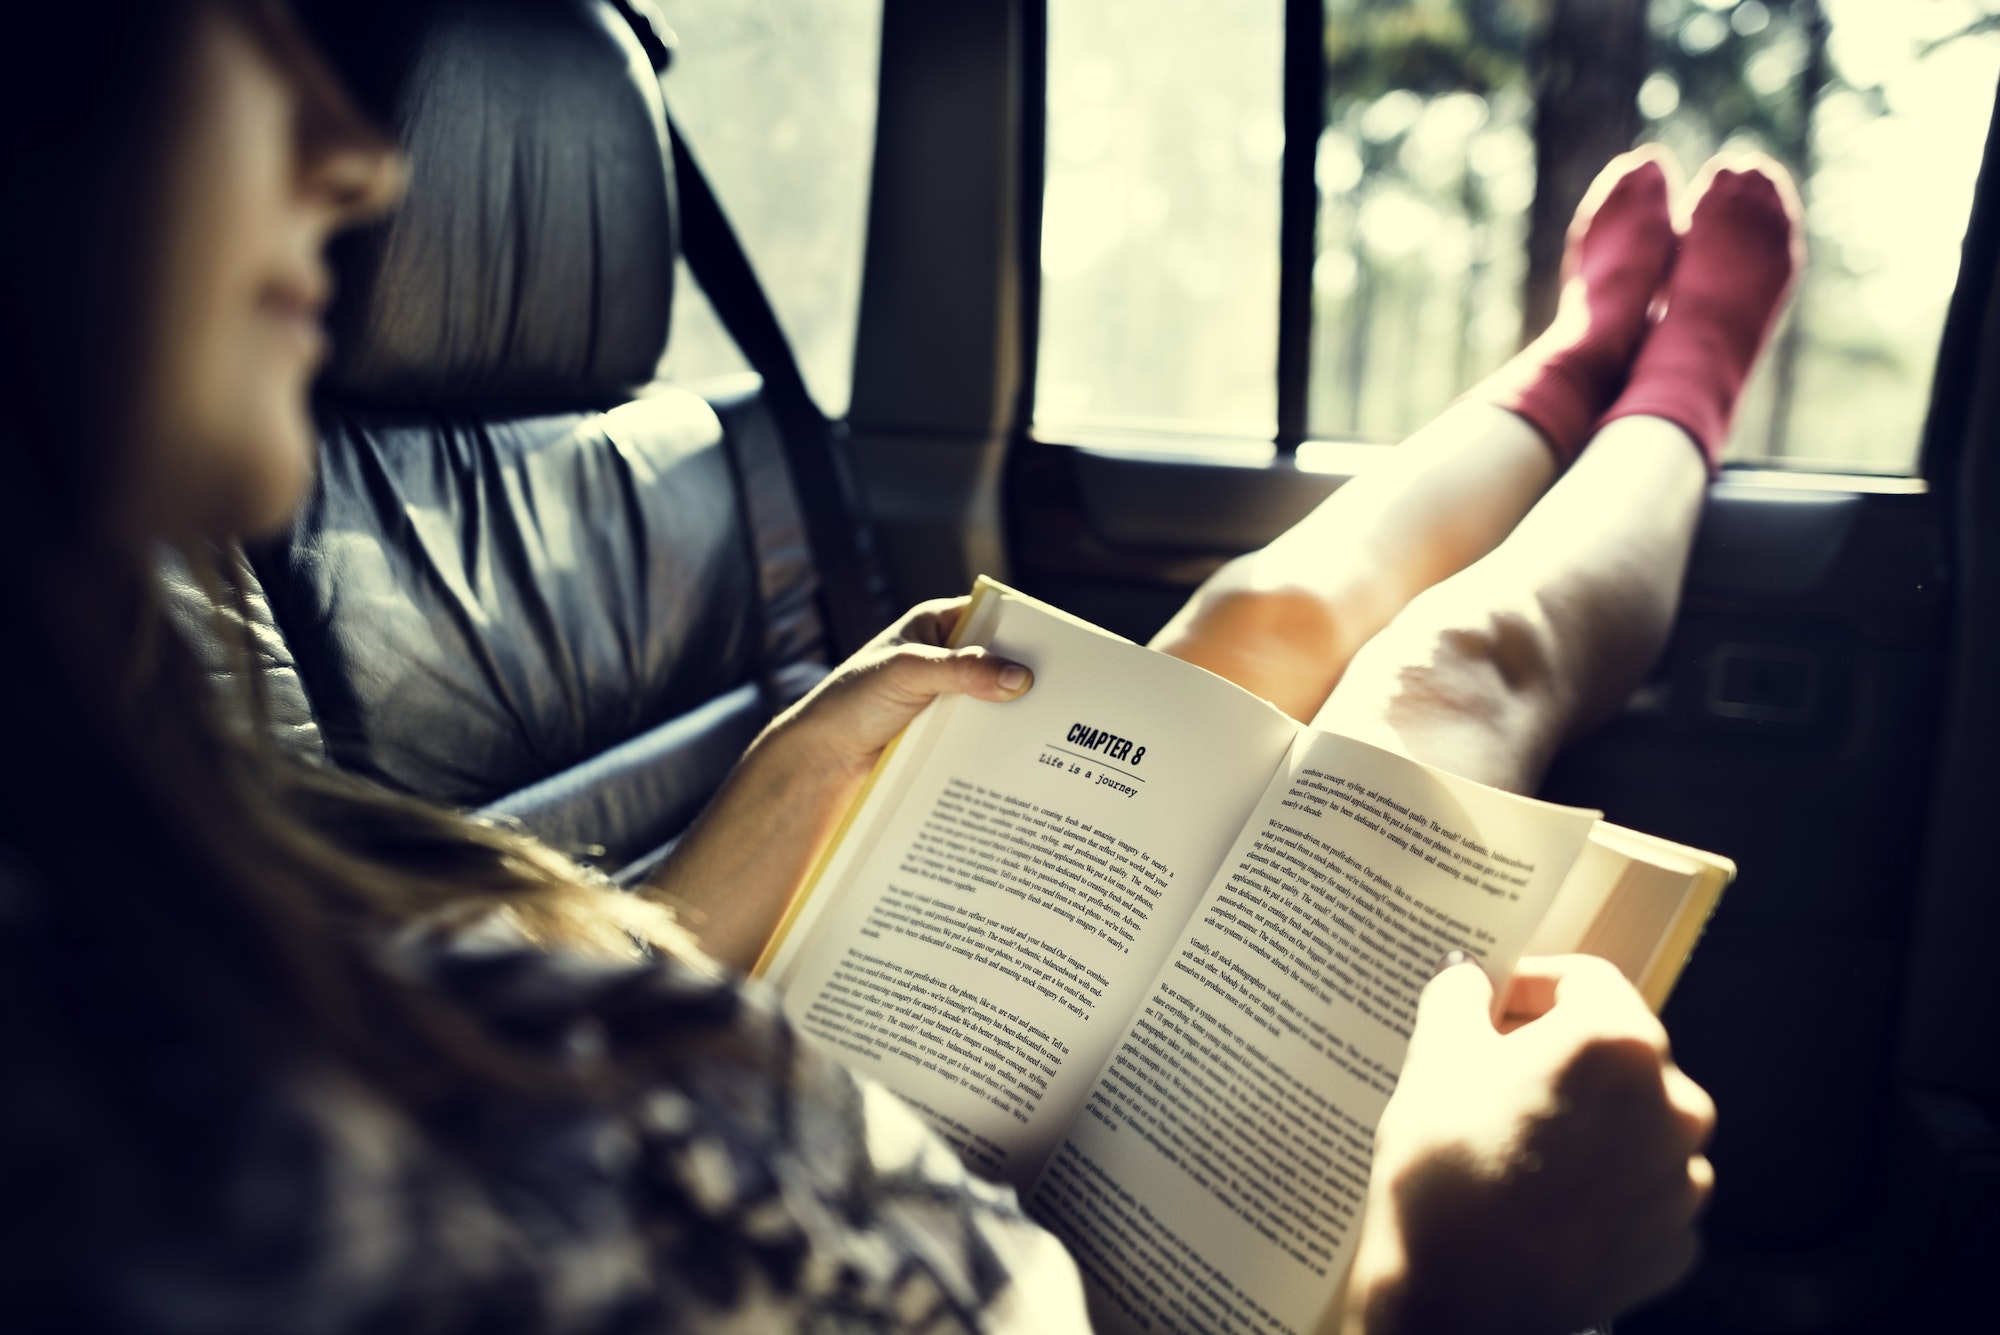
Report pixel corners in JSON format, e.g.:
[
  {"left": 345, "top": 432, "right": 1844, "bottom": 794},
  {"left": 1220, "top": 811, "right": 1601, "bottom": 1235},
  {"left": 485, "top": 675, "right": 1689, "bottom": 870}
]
[{"left": 167, "top": 1, "right": 1998, "bottom": 1330}]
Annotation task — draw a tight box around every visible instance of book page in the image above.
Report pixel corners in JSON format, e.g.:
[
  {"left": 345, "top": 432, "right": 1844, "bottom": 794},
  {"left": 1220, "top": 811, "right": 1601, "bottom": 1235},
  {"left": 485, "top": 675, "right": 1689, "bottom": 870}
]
[
  {"left": 1028, "top": 729, "right": 1600, "bottom": 1335},
  {"left": 756, "top": 582, "right": 1018, "bottom": 978},
  {"left": 768, "top": 589, "right": 1303, "bottom": 1185}
]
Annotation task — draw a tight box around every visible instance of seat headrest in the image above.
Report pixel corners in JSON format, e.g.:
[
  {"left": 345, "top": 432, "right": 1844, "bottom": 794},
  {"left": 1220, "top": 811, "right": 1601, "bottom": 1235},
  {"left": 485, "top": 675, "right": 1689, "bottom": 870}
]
[{"left": 321, "top": 0, "right": 675, "bottom": 412}]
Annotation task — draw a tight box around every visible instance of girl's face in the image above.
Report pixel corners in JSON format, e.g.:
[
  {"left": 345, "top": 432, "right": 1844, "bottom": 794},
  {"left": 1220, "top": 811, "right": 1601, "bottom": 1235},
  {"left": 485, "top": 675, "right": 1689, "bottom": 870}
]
[{"left": 134, "top": 2, "right": 404, "bottom": 540}]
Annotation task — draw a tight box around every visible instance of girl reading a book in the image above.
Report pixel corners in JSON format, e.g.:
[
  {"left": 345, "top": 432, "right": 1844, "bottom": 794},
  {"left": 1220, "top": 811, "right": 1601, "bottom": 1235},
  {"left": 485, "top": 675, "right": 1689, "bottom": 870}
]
[{"left": 1, "top": 2, "right": 1778, "bottom": 1330}]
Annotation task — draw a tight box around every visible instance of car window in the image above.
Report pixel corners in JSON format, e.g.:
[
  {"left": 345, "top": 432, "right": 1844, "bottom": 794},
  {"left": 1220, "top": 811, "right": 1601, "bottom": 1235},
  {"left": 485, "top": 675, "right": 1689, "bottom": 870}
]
[
  {"left": 1037, "top": 0, "right": 1286, "bottom": 444},
  {"left": 654, "top": 0, "right": 883, "bottom": 416},
  {"left": 1036, "top": 0, "right": 2000, "bottom": 474}
]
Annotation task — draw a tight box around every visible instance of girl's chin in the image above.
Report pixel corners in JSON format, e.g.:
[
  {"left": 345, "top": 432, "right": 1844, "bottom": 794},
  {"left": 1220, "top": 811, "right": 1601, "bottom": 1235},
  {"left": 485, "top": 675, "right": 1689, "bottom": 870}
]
[{"left": 226, "top": 415, "right": 318, "bottom": 537}]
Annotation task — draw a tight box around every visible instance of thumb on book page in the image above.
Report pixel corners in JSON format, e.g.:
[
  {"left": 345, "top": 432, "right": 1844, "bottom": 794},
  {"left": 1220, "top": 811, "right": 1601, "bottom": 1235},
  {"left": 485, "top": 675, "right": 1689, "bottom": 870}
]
[{"left": 1410, "top": 951, "right": 1497, "bottom": 1051}]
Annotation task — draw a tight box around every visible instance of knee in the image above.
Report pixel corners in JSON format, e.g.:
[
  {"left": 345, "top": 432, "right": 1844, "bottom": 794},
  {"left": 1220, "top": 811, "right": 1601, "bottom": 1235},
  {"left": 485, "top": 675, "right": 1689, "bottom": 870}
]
[
  {"left": 1204, "top": 580, "right": 1341, "bottom": 652},
  {"left": 1162, "top": 563, "right": 1345, "bottom": 663},
  {"left": 1155, "top": 577, "right": 1347, "bottom": 721}
]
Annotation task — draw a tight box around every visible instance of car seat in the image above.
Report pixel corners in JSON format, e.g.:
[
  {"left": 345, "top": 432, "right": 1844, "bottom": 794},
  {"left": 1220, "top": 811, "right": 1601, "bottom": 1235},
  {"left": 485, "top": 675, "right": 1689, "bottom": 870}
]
[{"left": 168, "top": 0, "right": 862, "bottom": 883}]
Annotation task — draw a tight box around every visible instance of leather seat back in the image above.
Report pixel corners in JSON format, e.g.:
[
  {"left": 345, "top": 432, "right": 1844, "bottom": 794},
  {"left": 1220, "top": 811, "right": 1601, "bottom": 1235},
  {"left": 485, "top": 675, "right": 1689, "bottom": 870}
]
[
  {"left": 320, "top": 0, "right": 674, "bottom": 413},
  {"left": 243, "top": 0, "right": 829, "bottom": 868}
]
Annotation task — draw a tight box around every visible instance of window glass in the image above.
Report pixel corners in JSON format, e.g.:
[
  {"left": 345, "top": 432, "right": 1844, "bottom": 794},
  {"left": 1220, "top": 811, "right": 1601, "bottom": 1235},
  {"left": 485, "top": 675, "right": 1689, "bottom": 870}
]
[
  {"left": 1306, "top": 0, "right": 2000, "bottom": 472},
  {"left": 1035, "top": 0, "right": 1286, "bottom": 439},
  {"left": 1727, "top": 0, "right": 2000, "bottom": 469},
  {"left": 659, "top": 261, "right": 752, "bottom": 389},
  {"left": 1040, "top": 0, "right": 2000, "bottom": 474},
  {"left": 1306, "top": 77, "right": 1536, "bottom": 445},
  {"left": 654, "top": 1, "right": 882, "bottom": 416}
]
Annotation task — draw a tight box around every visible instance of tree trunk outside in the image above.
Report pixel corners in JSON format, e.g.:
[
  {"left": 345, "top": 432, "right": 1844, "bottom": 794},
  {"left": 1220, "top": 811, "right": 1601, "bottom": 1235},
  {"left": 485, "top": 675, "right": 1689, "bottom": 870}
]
[
  {"left": 1521, "top": 0, "right": 1650, "bottom": 342},
  {"left": 1344, "top": 255, "right": 1374, "bottom": 433},
  {"left": 1765, "top": 0, "right": 1829, "bottom": 460}
]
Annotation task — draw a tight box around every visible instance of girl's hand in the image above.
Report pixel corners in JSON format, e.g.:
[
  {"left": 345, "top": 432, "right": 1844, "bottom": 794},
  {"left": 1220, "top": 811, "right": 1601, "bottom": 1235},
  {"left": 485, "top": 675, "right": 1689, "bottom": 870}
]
[
  {"left": 643, "top": 598, "right": 1032, "bottom": 971},
  {"left": 1345, "top": 954, "right": 1715, "bottom": 1335},
  {"left": 769, "top": 597, "right": 1033, "bottom": 780}
]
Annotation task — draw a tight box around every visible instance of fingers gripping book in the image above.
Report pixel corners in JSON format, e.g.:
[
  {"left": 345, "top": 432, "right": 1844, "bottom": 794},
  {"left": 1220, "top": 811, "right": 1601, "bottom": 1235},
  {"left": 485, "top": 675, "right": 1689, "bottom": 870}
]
[{"left": 756, "top": 579, "right": 1733, "bottom": 1335}]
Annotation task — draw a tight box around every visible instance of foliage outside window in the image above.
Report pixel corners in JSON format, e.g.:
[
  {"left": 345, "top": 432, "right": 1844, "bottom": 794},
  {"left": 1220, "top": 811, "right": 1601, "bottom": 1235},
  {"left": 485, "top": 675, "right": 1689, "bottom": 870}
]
[{"left": 1039, "top": 0, "right": 2000, "bottom": 474}]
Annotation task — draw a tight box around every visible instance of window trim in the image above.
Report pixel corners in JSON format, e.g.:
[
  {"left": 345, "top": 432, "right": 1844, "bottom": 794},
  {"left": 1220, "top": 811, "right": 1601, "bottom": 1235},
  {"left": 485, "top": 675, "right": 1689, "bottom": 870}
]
[
  {"left": 1917, "top": 75, "right": 2000, "bottom": 499},
  {"left": 1015, "top": 0, "right": 1049, "bottom": 438},
  {"left": 1276, "top": 0, "right": 1325, "bottom": 455}
]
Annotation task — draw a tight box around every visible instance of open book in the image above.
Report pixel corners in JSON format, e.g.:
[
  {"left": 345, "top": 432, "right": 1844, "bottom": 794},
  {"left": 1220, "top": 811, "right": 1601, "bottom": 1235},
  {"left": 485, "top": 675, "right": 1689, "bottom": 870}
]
[{"left": 757, "top": 579, "right": 1732, "bottom": 1335}]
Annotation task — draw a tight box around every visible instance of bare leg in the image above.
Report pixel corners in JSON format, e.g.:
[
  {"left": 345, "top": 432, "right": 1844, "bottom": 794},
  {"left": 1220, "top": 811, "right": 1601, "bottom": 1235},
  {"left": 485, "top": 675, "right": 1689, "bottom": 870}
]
[
  {"left": 1308, "top": 155, "right": 1801, "bottom": 792},
  {"left": 1310, "top": 417, "right": 1704, "bottom": 793},
  {"left": 1153, "top": 149, "right": 1680, "bottom": 722},
  {"left": 1165, "top": 154, "right": 1796, "bottom": 794},
  {"left": 1150, "top": 405, "right": 1555, "bottom": 722}
]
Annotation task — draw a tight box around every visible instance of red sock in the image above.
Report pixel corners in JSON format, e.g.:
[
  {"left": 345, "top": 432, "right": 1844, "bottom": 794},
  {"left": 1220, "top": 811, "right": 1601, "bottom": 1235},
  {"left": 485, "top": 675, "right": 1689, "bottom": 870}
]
[
  {"left": 1600, "top": 158, "right": 1801, "bottom": 473},
  {"left": 1475, "top": 148, "right": 1678, "bottom": 465}
]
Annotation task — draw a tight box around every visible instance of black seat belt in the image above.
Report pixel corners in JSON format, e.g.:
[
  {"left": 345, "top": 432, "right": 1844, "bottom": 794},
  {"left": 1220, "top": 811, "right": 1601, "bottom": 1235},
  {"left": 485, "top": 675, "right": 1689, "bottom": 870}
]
[
  {"left": 610, "top": 0, "right": 890, "bottom": 657},
  {"left": 667, "top": 125, "right": 891, "bottom": 657}
]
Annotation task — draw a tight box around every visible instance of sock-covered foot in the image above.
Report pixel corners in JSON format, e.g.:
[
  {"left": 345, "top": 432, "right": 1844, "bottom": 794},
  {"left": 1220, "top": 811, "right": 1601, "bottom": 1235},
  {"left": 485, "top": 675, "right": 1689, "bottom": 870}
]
[
  {"left": 1600, "top": 155, "right": 1802, "bottom": 473},
  {"left": 1474, "top": 146, "right": 1679, "bottom": 465}
]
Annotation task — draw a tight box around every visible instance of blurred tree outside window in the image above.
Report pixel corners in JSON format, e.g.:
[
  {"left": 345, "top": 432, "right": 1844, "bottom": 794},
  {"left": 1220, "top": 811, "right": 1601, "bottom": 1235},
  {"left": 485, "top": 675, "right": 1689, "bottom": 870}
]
[
  {"left": 1036, "top": 0, "right": 1287, "bottom": 443},
  {"left": 1040, "top": 0, "right": 2000, "bottom": 474},
  {"left": 653, "top": 1, "right": 883, "bottom": 417}
]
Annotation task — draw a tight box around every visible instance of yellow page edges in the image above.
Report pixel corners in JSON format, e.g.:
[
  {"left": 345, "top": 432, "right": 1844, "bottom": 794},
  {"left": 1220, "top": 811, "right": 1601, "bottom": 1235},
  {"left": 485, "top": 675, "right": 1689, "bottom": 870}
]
[{"left": 749, "top": 577, "right": 1007, "bottom": 978}]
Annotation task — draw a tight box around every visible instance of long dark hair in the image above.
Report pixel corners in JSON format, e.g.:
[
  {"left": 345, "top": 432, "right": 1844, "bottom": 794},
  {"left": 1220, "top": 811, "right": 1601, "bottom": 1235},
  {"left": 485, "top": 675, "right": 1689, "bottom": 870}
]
[{"left": 0, "top": 0, "right": 686, "bottom": 1106}]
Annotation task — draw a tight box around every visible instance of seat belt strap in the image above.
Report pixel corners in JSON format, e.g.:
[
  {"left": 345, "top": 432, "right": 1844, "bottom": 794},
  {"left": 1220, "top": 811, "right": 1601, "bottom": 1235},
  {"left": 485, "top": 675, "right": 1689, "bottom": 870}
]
[
  {"left": 610, "top": 0, "right": 889, "bottom": 655},
  {"left": 664, "top": 122, "right": 890, "bottom": 656}
]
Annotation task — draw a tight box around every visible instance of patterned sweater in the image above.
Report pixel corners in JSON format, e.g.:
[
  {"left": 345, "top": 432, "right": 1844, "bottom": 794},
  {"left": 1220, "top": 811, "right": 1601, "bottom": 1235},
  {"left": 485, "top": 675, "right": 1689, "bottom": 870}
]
[{"left": 0, "top": 868, "right": 1090, "bottom": 1332}]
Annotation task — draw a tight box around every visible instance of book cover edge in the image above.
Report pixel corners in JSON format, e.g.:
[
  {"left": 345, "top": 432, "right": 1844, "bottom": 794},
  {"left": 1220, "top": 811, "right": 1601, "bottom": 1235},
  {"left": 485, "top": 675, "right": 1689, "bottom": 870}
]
[{"left": 1636, "top": 857, "right": 1738, "bottom": 1011}]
